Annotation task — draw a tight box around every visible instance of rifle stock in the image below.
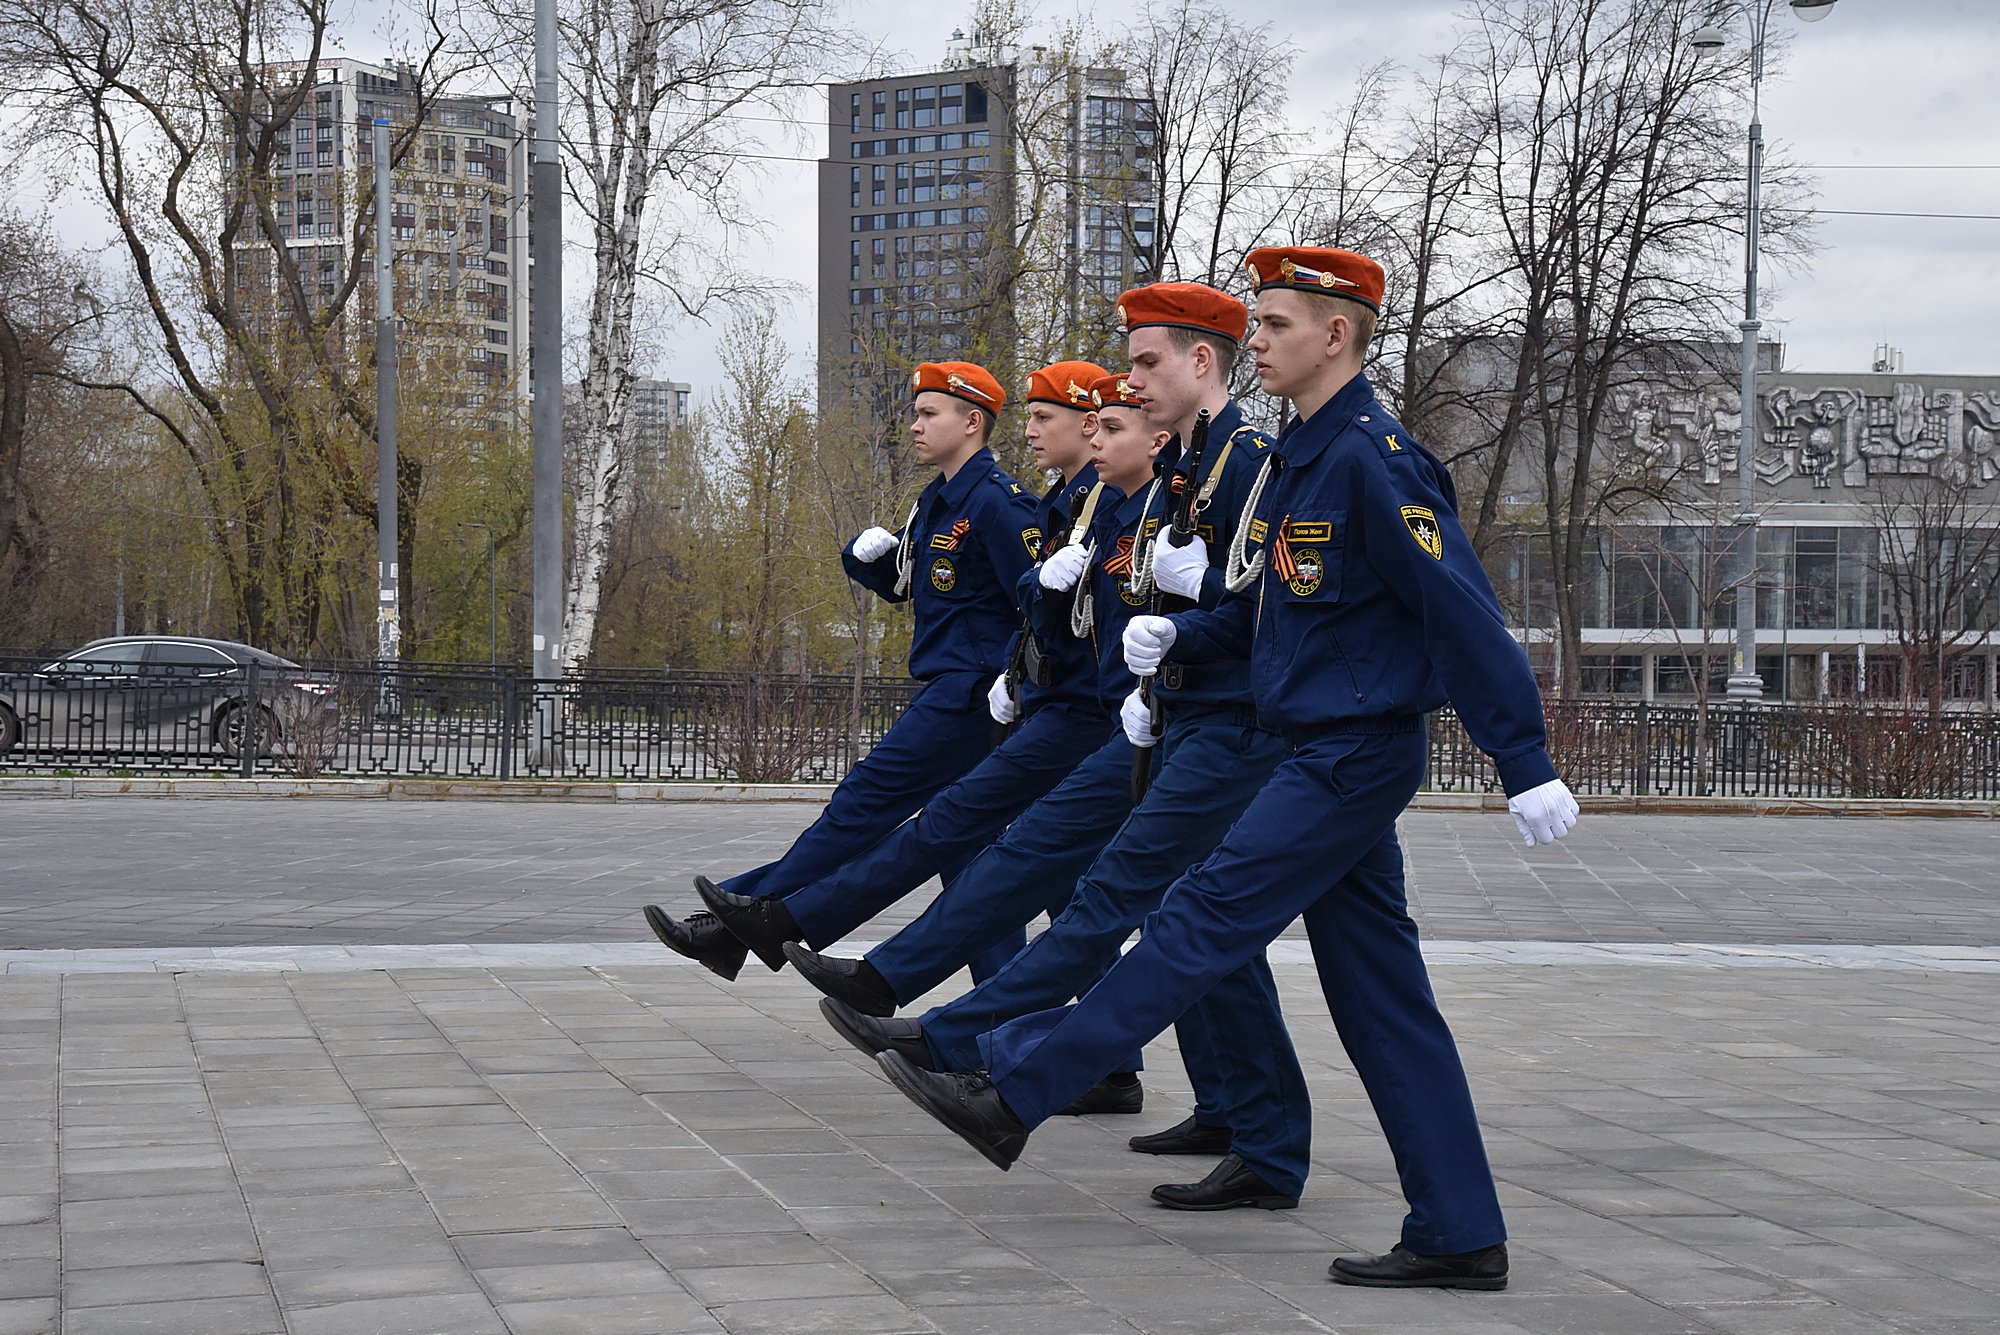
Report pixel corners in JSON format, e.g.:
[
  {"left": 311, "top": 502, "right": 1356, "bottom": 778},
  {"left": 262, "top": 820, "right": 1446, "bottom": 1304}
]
[{"left": 1130, "top": 408, "right": 1212, "bottom": 802}]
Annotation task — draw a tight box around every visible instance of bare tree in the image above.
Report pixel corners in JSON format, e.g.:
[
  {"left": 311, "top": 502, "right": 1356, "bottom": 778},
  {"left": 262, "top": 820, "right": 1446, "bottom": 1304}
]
[
  {"left": 0, "top": 0, "right": 471, "bottom": 653},
  {"left": 1864, "top": 475, "right": 2000, "bottom": 714},
  {"left": 0, "top": 210, "right": 96, "bottom": 596},
  {"left": 1127, "top": 0, "right": 1300, "bottom": 288},
  {"left": 1444, "top": 0, "right": 1815, "bottom": 695},
  {"left": 466, "top": 0, "right": 852, "bottom": 671}
]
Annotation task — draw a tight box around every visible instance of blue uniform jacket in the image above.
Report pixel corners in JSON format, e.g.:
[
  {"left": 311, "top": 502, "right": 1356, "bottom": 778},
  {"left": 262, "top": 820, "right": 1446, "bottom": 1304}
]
[
  {"left": 1009, "top": 463, "right": 1103, "bottom": 711},
  {"left": 844, "top": 446, "right": 1042, "bottom": 682},
  {"left": 1017, "top": 477, "right": 1155, "bottom": 714},
  {"left": 1167, "top": 374, "right": 1558, "bottom": 796},
  {"left": 1142, "top": 399, "right": 1276, "bottom": 710}
]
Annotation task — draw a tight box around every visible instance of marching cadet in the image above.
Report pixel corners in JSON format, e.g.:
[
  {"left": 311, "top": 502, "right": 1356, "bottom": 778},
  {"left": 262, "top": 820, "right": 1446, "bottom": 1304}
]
[
  {"left": 878, "top": 248, "right": 1580, "bottom": 1291},
  {"left": 643, "top": 360, "right": 1041, "bottom": 979},
  {"left": 681, "top": 362, "right": 1118, "bottom": 983},
  {"left": 797, "top": 289, "right": 1321, "bottom": 1208}
]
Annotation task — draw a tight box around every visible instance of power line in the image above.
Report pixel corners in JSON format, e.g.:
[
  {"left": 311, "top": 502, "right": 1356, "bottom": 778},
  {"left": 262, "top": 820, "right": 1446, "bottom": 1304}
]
[{"left": 1815, "top": 208, "right": 2000, "bottom": 221}]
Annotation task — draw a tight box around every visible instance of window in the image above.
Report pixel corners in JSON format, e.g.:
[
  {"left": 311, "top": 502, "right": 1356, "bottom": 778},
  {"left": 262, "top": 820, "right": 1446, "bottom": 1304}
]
[
  {"left": 146, "top": 643, "right": 235, "bottom": 671},
  {"left": 59, "top": 642, "right": 148, "bottom": 674},
  {"left": 915, "top": 107, "right": 935, "bottom": 127}
]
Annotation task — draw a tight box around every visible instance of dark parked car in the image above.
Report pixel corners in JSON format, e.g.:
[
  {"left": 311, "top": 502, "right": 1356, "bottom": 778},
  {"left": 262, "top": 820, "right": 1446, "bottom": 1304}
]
[{"left": 0, "top": 636, "right": 338, "bottom": 759}]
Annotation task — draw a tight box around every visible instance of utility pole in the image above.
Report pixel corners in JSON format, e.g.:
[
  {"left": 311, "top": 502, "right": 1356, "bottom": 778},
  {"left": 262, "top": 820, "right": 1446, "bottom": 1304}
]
[
  {"left": 1690, "top": 0, "right": 1843, "bottom": 702},
  {"left": 373, "top": 117, "right": 402, "bottom": 713},
  {"left": 529, "top": 0, "right": 565, "bottom": 763}
]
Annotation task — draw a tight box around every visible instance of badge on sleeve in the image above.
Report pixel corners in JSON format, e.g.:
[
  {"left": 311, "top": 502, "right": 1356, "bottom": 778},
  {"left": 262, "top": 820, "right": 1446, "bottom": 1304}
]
[
  {"left": 1021, "top": 527, "right": 1043, "bottom": 556},
  {"left": 1401, "top": 505, "right": 1444, "bottom": 560}
]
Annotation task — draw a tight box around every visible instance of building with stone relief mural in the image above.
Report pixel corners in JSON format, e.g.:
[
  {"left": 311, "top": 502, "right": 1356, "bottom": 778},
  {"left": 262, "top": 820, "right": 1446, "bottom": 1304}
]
[{"left": 1469, "top": 353, "right": 2000, "bottom": 705}]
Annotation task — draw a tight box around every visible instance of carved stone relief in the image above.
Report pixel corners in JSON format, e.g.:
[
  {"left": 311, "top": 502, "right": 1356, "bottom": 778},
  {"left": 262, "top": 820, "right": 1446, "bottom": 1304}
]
[{"left": 1605, "top": 380, "right": 2000, "bottom": 492}]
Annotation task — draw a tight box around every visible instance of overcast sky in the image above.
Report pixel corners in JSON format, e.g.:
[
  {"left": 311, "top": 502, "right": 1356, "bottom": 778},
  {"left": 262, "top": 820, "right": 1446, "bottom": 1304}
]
[
  {"left": 54, "top": 0, "right": 2000, "bottom": 398},
  {"left": 737, "top": 0, "right": 2000, "bottom": 391}
]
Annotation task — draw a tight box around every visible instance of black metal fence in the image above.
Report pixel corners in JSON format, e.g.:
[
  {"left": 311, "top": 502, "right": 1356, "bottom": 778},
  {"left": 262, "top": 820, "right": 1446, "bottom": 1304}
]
[
  {"left": 1428, "top": 699, "right": 2000, "bottom": 801},
  {"left": 0, "top": 655, "right": 915, "bottom": 783},
  {"left": 4, "top": 651, "right": 1998, "bottom": 797}
]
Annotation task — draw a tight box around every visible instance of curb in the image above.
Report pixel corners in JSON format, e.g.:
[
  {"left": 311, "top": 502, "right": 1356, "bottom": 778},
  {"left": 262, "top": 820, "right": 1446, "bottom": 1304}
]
[{"left": 0, "top": 775, "right": 1997, "bottom": 816}]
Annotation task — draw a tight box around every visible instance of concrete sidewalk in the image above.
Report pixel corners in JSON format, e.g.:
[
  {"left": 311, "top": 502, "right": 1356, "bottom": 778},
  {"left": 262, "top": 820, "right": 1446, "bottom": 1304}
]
[
  {"left": 0, "top": 803, "right": 1996, "bottom": 1333},
  {"left": 6, "top": 956, "right": 1998, "bottom": 1335}
]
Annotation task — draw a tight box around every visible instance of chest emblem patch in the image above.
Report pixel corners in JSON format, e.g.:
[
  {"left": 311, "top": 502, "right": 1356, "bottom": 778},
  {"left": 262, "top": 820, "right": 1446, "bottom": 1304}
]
[
  {"left": 930, "top": 556, "right": 958, "bottom": 592},
  {"left": 1287, "top": 547, "right": 1324, "bottom": 597},
  {"left": 1401, "top": 506, "right": 1443, "bottom": 560}
]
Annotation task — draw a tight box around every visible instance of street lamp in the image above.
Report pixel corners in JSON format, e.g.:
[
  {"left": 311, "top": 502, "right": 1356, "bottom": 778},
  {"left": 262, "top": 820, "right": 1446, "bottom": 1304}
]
[{"left": 1690, "top": 0, "right": 1840, "bottom": 703}]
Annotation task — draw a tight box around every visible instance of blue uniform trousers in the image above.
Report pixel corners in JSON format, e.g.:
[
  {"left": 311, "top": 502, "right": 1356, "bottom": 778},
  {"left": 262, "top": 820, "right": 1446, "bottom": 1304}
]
[
  {"left": 866, "top": 731, "right": 1136, "bottom": 1006},
  {"left": 779, "top": 700, "right": 1112, "bottom": 966},
  {"left": 980, "top": 728, "right": 1506, "bottom": 1256},
  {"left": 719, "top": 673, "right": 992, "bottom": 903},
  {"left": 926, "top": 713, "right": 1311, "bottom": 1195}
]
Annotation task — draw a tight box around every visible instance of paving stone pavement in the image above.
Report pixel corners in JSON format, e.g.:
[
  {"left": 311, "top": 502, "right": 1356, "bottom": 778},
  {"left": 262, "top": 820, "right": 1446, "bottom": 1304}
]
[
  {"left": 2, "top": 799, "right": 1997, "bottom": 948},
  {"left": 0, "top": 800, "right": 1996, "bottom": 1334}
]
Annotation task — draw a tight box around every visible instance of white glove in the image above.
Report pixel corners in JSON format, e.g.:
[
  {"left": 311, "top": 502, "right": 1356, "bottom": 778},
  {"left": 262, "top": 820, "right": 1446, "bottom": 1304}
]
[
  {"left": 1122, "top": 615, "right": 1177, "bottom": 676},
  {"left": 1152, "top": 533, "right": 1209, "bottom": 600},
  {"left": 1037, "top": 544, "right": 1091, "bottom": 592},
  {"left": 1508, "top": 778, "right": 1580, "bottom": 847},
  {"left": 986, "top": 673, "right": 1017, "bottom": 725},
  {"left": 852, "top": 526, "right": 899, "bottom": 562},
  {"left": 1120, "top": 687, "right": 1157, "bottom": 748}
]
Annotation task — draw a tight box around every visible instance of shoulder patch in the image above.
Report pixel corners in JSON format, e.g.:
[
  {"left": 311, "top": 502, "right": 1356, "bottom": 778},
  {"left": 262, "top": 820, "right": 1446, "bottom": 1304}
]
[
  {"left": 1230, "top": 424, "right": 1274, "bottom": 451},
  {"left": 1358, "top": 413, "right": 1416, "bottom": 460}
]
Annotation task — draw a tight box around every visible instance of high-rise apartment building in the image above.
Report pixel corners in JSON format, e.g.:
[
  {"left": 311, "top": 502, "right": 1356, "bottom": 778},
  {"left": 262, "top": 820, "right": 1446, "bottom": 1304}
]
[
  {"left": 817, "top": 29, "right": 1156, "bottom": 409},
  {"left": 628, "top": 378, "right": 694, "bottom": 454},
  {"left": 239, "top": 60, "right": 532, "bottom": 425}
]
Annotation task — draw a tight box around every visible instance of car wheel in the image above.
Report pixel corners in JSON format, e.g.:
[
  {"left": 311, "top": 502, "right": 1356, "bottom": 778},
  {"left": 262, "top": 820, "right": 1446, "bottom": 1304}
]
[
  {"left": 0, "top": 703, "right": 17, "bottom": 755},
  {"left": 217, "top": 702, "right": 280, "bottom": 760}
]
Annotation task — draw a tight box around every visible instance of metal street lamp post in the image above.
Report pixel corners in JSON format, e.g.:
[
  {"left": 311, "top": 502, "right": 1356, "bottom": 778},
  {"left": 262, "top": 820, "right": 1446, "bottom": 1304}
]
[{"left": 1689, "top": 0, "right": 1839, "bottom": 702}]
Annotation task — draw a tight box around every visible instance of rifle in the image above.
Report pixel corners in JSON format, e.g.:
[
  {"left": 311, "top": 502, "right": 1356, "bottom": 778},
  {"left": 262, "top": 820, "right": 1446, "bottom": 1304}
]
[
  {"left": 1131, "top": 408, "right": 1211, "bottom": 802},
  {"left": 995, "top": 494, "right": 1072, "bottom": 743}
]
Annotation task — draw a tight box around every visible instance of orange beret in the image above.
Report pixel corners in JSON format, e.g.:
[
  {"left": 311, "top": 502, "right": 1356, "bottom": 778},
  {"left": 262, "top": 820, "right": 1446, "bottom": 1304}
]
[
  {"left": 1088, "top": 371, "right": 1144, "bottom": 411},
  {"left": 1244, "top": 247, "right": 1385, "bottom": 312},
  {"left": 911, "top": 360, "right": 1006, "bottom": 413},
  {"left": 1026, "top": 360, "right": 1110, "bottom": 410},
  {"left": 1115, "top": 282, "right": 1248, "bottom": 343}
]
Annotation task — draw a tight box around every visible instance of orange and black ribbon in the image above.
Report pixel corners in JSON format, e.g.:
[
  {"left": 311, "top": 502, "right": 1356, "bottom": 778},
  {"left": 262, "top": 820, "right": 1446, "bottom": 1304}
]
[
  {"left": 1101, "top": 534, "right": 1136, "bottom": 576},
  {"left": 1269, "top": 513, "right": 1297, "bottom": 582},
  {"left": 940, "top": 517, "right": 970, "bottom": 550}
]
